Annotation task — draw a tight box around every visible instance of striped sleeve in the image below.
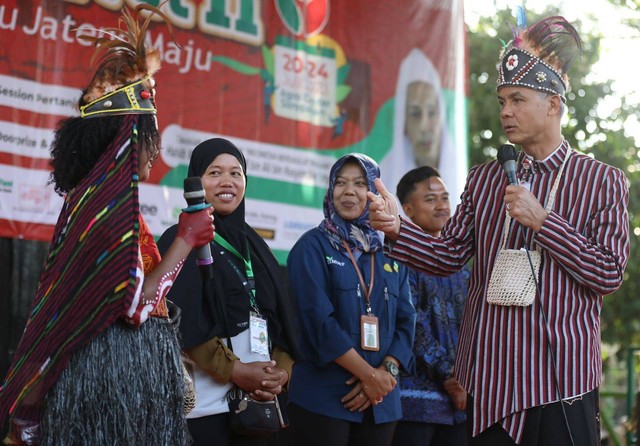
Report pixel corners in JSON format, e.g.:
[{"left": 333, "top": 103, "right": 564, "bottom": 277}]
[
  {"left": 386, "top": 164, "right": 497, "bottom": 277},
  {"left": 535, "top": 164, "right": 629, "bottom": 295}
]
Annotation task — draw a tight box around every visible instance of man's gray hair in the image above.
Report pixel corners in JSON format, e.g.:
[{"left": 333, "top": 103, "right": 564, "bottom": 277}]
[{"left": 540, "top": 91, "right": 566, "bottom": 117}]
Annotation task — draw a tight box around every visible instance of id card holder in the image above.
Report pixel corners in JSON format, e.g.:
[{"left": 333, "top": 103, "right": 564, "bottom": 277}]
[
  {"left": 361, "top": 314, "right": 379, "bottom": 351},
  {"left": 249, "top": 312, "right": 269, "bottom": 355}
]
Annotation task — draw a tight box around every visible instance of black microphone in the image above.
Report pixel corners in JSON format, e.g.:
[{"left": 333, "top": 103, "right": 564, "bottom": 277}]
[
  {"left": 183, "top": 177, "right": 214, "bottom": 279},
  {"left": 497, "top": 144, "right": 518, "bottom": 185}
]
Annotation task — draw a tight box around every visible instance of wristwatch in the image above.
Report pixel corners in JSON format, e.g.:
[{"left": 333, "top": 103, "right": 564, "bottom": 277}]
[{"left": 383, "top": 360, "right": 399, "bottom": 378}]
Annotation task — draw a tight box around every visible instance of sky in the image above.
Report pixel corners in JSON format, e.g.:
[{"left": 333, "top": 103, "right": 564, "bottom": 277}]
[{"left": 464, "top": 0, "right": 639, "bottom": 99}]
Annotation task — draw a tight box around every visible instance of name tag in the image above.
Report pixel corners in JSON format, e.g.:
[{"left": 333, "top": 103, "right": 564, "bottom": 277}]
[
  {"left": 361, "top": 314, "right": 379, "bottom": 351},
  {"left": 249, "top": 312, "right": 269, "bottom": 355}
]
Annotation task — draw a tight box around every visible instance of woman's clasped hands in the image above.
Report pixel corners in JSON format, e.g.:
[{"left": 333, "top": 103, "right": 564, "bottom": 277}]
[
  {"left": 341, "top": 365, "right": 396, "bottom": 412},
  {"left": 231, "top": 360, "right": 289, "bottom": 401}
]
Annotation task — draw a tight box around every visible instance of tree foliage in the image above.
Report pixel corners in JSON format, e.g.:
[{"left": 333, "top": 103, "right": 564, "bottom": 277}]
[
  {"left": 467, "top": 7, "right": 640, "bottom": 357},
  {"left": 607, "top": 0, "right": 640, "bottom": 30}
]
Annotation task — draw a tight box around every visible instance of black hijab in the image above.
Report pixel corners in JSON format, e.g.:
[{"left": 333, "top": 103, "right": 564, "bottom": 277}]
[
  {"left": 188, "top": 138, "right": 248, "bottom": 257},
  {"left": 158, "top": 138, "right": 300, "bottom": 360}
]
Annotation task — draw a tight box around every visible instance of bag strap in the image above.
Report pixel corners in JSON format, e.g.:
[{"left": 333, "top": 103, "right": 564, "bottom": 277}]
[
  {"left": 221, "top": 254, "right": 262, "bottom": 316},
  {"left": 203, "top": 246, "right": 235, "bottom": 351},
  {"left": 211, "top": 249, "right": 272, "bottom": 354},
  {"left": 500, "top": 146, "right": 572, "bottom": 251}
]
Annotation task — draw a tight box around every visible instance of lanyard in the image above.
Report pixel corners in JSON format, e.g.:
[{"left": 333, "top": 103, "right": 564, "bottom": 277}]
[
  {"left": 214, "top": 234, "right": 259, "bottom": 312},
  {"left": 342, "top": 240, "right": 375, "bottom": 316}
]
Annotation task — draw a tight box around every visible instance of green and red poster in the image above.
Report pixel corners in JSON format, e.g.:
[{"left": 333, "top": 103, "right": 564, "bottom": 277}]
[{"left": 0, "top": 0, "right": 467, "bottom": 264}]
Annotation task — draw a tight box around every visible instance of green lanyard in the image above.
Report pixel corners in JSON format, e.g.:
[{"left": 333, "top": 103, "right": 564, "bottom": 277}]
[{"left": 214, "top": 234, "right": 259, "bottom": 311}]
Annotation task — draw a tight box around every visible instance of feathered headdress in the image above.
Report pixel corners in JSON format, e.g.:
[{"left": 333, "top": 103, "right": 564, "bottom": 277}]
[
  {"left": 78, "top": 3, "right": 173, "bottom": 118},
  {"left": 497, "top": 6, "right": 582, "bottom": 102}
]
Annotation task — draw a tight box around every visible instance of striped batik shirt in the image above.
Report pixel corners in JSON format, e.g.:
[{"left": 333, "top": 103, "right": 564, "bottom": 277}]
[{"left": 386, "top": 141, "right": 629, "bottom": 443}]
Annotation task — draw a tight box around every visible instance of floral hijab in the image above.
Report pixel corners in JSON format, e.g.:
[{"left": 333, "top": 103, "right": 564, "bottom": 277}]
[{"left": 318, "top": 153, "right": 383, "bottom": 254}]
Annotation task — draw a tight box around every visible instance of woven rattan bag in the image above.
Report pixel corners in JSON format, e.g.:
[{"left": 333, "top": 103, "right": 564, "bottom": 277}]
[
  {"left": 486, "top": 236, "right": 541, "bottom": 306},
  {"left": 486, "top": 148, "right": 571, "bottom": 307}
]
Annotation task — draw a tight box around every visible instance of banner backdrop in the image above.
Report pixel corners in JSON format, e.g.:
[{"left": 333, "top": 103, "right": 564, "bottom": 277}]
[{"left": 0, "top": 0, "right": 468, "bottom": 264}]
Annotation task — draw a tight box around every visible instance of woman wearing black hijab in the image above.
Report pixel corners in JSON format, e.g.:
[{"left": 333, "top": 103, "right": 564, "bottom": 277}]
[{"left": 157, "top": 138, "right": 299, "bottom": 446}]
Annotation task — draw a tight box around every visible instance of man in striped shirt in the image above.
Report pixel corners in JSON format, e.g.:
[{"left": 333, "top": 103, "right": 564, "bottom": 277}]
[{"left": 368, "top": 14, "right": 629, "bottom": 446}]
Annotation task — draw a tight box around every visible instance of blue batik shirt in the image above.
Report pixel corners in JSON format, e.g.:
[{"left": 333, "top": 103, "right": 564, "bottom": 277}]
[{"left": 399, "top": 264, "right": 470, "bottom": 425}]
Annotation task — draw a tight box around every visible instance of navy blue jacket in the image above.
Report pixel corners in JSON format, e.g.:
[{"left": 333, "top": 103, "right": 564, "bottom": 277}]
[{"left": 287, "top": 228, "right": 416, "bottom": 423}]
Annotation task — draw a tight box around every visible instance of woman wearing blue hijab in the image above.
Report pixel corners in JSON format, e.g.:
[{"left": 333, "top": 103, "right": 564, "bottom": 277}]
[{"left": 286, "top": 153, "right": 416, "bottom": 446}]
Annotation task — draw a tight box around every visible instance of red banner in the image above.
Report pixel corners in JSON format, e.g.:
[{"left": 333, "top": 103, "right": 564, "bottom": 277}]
[{"left": 0, "top": 0, "right": 467, "bottom": 263}]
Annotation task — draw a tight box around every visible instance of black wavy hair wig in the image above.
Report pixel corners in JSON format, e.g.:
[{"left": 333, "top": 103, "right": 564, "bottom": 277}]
[
  {"left": 49, "top": 113, "right": 160, "bottom": 195},
  {"left": 396, "top": 165, "right": 441, "bottom": 205}
]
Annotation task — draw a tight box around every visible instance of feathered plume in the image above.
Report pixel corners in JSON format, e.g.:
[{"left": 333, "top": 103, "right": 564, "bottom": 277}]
[
  {"left": 79, "top": 2, "right": 174, "bottom": 105},
  {"left": 508, "top": 4, "right": 527, "bottom": 48},
  {"left": 523, "top": 16, "right": 582, "bottom": 76}
]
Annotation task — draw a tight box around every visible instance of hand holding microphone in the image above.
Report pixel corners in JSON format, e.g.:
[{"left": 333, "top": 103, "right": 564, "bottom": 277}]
[
  {"left": 497, "top": 144, "right": 548, "bottom": 231},
  {"left": 498, "top": 143, "right": 523, "bottom": 214},
  {"left": 498, "top": 143, "right": 520, "bottom": 212},
  {"left": 497, "top": 144, "right": 518, "bottom": 186},
  {"left": 177, "top": 209, "right": 214, "bottom": 249},
  {"left": 180, "top": 177, "right": 215, "bottom": 278}
]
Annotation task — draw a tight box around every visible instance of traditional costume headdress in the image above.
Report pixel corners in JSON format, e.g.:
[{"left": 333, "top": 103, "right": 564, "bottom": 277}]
[
  {"left": 78, "top": 3, "right": 172, "bottom": 118},
  {"left": 497, "top": 7, "right": 582, "bottom": 102},
  {"left": 0, "top": 4, "right": 172, "bottom": 443}
]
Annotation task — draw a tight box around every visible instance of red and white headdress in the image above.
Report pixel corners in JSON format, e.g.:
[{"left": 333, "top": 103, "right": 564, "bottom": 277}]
[{"left": 497, "top": 9, "right": 582, "bottom": 102}]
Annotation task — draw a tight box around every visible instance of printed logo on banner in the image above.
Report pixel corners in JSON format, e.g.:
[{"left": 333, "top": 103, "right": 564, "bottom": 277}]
[
  {"left": 273, "top": 36, "right": 338, "bottom": 127},
  {"left": 0, "top": 177, "right": 11, "bottom": 213},
  {"left": 0, "top": 178, "right": 13, "bottom": 193},
  {"left": 140, "top": 204, "right": 158, "bottom": 217},
  {"left": 275, "top": 0, "right": 330, "bottom": 37},
  {"left": 254, "top": 227, "right": 275, "bottom": 240},
  {"left": 138, "top": 184, "right": 186, "bottom": 236},
  {"left": 211, "top": 0, "right": 351, "bottom": 134},
  {"left": 18, "top": 184, "right": 50, "bottom": 212}
]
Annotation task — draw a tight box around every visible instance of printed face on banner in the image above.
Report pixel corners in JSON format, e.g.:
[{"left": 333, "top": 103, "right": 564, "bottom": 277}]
[{"left": 405, "top": 81, "right": 442, "bottom": 168}]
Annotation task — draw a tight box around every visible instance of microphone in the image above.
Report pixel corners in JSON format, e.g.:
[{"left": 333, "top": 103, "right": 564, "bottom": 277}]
[
  {"left": 497, "top": 144, "right": 518, "bottom": 185},
  {"left": 183, "top": 177, "right": 214, "bottom": 279}
]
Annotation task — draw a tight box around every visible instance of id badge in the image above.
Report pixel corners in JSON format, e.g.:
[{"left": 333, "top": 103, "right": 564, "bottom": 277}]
[
  {"left": 361, "top": 314, "right": 379, "bottom": 351},
  {"left": 249, "top": 312, "right": 269, "bottom": 355}
]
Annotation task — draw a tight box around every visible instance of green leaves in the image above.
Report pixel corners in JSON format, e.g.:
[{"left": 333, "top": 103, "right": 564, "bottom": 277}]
[
  {"left": 210, "top": 56, "right": 262, "bottom": 76},
  {"left": 261, "top": 45, "right": 274, "bottom": 77},
  {"left": 335, "top": 85, "right": 352, "bottom": 103}
]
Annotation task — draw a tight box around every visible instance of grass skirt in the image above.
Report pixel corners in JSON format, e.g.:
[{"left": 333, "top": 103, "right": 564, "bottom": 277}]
[{"left": 40, "top": 314, "right": 190, "bottom": 446}]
